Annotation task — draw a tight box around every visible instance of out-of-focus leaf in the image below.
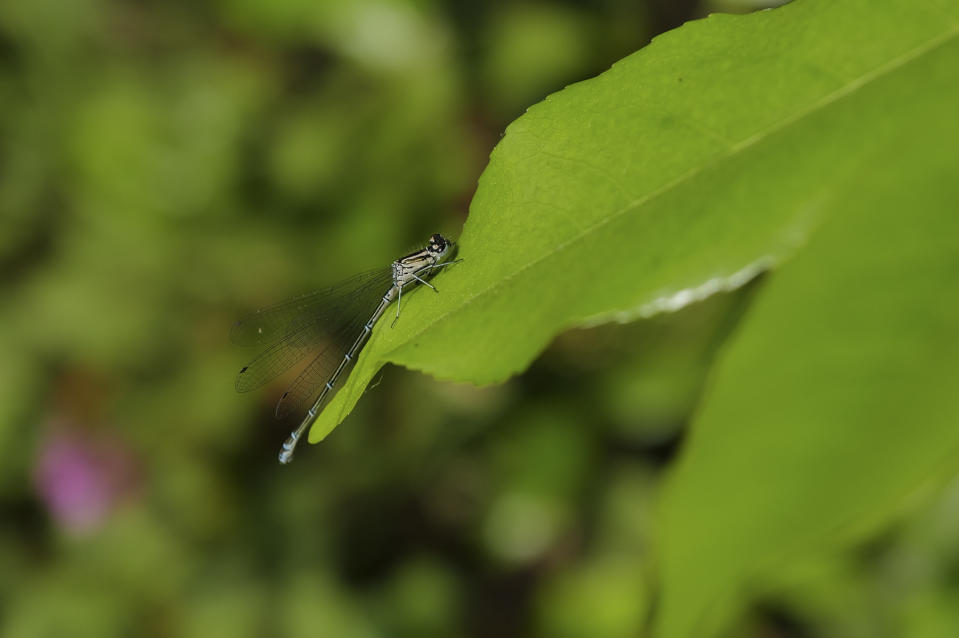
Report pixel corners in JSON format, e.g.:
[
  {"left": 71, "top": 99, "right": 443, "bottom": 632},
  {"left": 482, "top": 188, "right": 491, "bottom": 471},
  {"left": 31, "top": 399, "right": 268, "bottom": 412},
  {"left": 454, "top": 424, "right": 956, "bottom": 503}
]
[
  {"left": 657, "top": 44, "right": 959, "bottom": 637},
  {"left": 537, "top": 555, "right": 649, "bottom": 638},
  {"left": 481, "top": 4, "right": 593, "bottom": 117},
  {"left": 309, "top": 0, "right": 959, "bottom": 445}
]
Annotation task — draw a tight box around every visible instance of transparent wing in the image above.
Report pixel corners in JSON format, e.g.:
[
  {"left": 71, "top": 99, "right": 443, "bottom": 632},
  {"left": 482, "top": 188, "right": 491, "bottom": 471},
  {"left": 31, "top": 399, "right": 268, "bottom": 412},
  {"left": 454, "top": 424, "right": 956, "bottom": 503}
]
[
  {"left": 231, "top": 268, "right": 393, "bottom": 348},
  {"left": 234, "top": 267, "right": 391, "bottom": 394},
  {"left": 272, "top": 310, "right": 369, "bottom": 421},
  {"left": 234, "top": 318, "right": 350, "bottom": 393}
]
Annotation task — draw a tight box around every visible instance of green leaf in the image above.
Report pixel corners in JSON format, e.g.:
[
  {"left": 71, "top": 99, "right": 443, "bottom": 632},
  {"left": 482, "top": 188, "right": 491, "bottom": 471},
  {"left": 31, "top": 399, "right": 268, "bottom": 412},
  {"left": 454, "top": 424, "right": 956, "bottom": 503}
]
[
  {"left": 310, "top": 0, "right": 959, "bottom": 465},
  {"left": 656, "top": 33, "right": 959, "bottom": 638}
]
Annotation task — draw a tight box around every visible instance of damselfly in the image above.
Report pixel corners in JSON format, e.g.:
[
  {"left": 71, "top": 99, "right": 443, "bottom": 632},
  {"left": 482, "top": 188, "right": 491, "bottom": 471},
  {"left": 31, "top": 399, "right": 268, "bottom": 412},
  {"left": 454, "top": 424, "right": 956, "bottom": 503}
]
[{"left": 233, "top": 234, "right": 458, "bottom": 464}]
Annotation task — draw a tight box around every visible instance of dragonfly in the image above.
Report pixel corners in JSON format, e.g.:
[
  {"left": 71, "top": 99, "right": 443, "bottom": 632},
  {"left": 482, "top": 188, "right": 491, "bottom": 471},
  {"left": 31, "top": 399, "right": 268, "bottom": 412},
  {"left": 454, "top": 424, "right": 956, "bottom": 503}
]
[{"left": 232, "top": 233, "right": 458, "bottom": 464}]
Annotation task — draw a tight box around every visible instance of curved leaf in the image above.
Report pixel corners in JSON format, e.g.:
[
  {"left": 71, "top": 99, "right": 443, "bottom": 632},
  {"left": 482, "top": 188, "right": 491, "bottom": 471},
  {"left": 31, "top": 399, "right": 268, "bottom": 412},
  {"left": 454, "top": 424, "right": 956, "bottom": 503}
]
[
  {"left": 310, "top": 0, "right": 959, "bottom": 447},
  {"left": 656, "top": 31, "right": 959, "bottom": 638}
]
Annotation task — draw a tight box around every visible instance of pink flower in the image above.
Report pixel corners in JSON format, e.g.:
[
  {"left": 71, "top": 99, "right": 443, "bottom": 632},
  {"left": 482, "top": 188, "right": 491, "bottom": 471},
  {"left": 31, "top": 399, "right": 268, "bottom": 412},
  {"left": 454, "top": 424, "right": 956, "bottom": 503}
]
[{"left": 34, "top": 425, "right": 137, "bottom": 535}]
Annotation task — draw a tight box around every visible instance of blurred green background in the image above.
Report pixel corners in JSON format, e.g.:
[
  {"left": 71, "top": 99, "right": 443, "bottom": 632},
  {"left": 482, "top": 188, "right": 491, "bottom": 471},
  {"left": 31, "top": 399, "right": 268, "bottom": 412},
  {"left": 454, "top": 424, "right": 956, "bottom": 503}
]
[{"left": 7, "top": 1, "right": 956, "bottom": 637}]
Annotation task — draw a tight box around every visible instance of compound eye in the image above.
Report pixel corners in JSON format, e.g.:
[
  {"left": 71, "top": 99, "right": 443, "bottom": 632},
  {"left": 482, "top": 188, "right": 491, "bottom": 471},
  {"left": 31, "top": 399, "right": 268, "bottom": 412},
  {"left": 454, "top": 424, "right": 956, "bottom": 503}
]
[{"left": 429, "top": 234, "right": 447, "bottom": 252}]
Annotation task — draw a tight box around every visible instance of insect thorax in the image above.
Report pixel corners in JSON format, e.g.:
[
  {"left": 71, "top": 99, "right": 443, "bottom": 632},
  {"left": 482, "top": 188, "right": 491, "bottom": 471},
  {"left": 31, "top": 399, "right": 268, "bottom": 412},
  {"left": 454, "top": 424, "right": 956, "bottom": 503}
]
[{"left": 392, "top": 249, "right": 435, "bottom": 288}]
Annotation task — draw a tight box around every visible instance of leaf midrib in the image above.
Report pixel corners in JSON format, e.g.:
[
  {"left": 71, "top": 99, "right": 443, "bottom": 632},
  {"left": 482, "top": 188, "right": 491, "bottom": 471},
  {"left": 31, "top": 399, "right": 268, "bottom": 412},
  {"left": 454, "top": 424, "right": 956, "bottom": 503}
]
[{"left": 385, "top": 22, "right": 959, "bottom": 368}]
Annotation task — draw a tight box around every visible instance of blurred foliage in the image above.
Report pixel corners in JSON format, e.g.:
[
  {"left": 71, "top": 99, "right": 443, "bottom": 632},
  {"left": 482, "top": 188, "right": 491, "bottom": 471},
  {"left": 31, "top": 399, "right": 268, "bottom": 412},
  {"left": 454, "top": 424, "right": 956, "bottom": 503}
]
[{"left": 1, "top": 1, "right": 957, "bottom": 638}]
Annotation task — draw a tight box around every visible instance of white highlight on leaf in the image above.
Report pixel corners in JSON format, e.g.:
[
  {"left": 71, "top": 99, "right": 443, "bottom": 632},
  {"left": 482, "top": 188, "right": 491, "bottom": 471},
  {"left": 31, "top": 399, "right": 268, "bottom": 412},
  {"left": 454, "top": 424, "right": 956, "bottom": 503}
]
[{"left": 586, "top": 256, "right": 775, "bottom": 327}]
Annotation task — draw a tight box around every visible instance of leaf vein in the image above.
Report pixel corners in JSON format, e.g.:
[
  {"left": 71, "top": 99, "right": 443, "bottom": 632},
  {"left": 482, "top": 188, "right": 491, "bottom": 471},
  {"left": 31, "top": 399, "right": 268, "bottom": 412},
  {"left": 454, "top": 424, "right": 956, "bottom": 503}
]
[{"left": 388, "top": 23, "right": 959, "bottom": 365}]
